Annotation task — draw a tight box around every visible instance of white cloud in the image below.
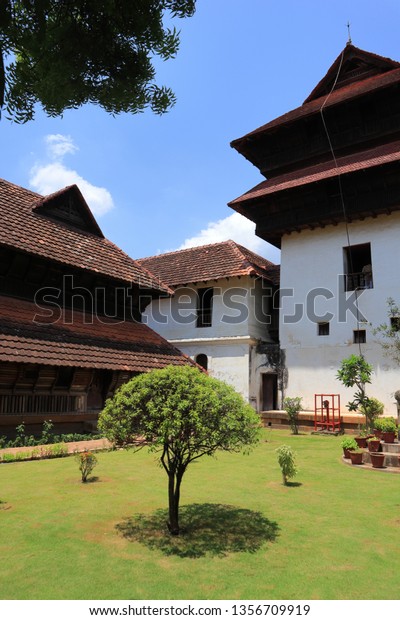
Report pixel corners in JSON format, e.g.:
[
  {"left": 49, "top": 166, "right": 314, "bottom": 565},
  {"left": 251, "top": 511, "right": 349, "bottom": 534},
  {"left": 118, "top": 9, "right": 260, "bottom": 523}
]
[
  {"left": 29, "top": 134, "right": 114, "bottom": 217},
  {"left": 177, "top": 212, "right": 281, "bottom": 263},
  {"left": 45, "top": 134, "right": 78, "bottom": 160}
]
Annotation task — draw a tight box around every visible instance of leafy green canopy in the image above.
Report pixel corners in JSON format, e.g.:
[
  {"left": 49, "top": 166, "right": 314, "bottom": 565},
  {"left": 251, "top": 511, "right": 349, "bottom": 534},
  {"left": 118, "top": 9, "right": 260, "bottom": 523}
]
[
  {"left": 99, "top": 365, "right": 261, "bottom": 461},
  {"left": 0, "top": 0, "right": 196, "bottom": 122}
]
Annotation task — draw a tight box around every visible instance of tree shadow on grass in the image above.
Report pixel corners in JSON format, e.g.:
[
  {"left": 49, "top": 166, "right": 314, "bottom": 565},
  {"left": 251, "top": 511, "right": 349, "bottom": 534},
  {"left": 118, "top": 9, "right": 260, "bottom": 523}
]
[{"left": 116, "top": 503, "right": 279, "bottom": 558}]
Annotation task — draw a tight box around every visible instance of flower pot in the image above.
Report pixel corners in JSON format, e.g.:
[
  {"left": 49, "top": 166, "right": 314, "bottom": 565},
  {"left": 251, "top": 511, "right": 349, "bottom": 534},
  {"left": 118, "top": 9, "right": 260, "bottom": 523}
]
[
  {"left": 373, "top": 429, "right": 382, "bottom": 439},
  {"left": 382, "top": 431, "right": 396, "bottom": 444},
  {"left": 343, "top": 447, "right": 353, "bottom": 459},
  {"left": 355, "top": 437, "right": 367, "bottom": 449},
  {"left": 349, "top": 451, "right": 364, "bottom": 465},
  {"left": 370, "top": 452, "right": 385, "bottom": 468},
  {"left": 367, "top": 439, "right": 381, "bottom": 452}
]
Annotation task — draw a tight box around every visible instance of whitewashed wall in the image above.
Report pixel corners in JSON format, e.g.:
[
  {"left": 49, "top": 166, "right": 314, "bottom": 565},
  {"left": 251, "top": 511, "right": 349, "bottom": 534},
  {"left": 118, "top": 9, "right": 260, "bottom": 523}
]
[
  {"left": 279, "top": 212, "right": 400, "bottom": 415},
  {"left": 142, "top": 275, "right": 276, "bottom": 408}
]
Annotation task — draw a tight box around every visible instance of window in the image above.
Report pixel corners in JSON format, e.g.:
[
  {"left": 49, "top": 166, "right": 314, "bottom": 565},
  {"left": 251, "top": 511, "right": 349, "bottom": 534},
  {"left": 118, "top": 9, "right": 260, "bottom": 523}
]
[
  {"left": 353, "top": 329, "right": 366, "bottom": 344},
  {"left": 55, "top": 367, "right": 74, "bottom": 389},
  {"left": 390, "top": 317, "right": 400, "bottom": 332},
  {"left": 318, "top": 322, "right": 330, "bottom": 336},
  {"left": 343, "top": 243, "right": 373, "bottom": 291},
  {"left": 196, "top": 287, "right": 213, "bottom": 328},
  {"left": 195, "top": 354, "right": 208, "bottom": 371}
]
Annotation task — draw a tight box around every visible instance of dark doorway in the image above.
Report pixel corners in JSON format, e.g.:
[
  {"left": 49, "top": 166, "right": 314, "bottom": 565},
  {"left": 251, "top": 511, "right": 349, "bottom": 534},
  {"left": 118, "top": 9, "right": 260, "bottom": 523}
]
[{"left": 262, "top": 374, "right": 278, "bottom": 411}]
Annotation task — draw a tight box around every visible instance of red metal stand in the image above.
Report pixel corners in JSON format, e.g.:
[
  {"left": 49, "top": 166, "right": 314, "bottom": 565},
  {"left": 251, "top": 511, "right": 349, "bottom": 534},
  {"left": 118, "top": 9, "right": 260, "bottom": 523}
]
[{"left": 314, "top": 394, "right": 341, "bottom": 432}]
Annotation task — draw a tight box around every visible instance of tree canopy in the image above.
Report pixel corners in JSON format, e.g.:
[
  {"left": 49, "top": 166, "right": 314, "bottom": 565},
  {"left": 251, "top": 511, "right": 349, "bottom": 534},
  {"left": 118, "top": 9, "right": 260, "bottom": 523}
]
[
  {"left": 98, "top": 365, "right": 261, "bottom": 535},
  {"left": 0, "top": 0, "right": 196, "bottom": 122}
]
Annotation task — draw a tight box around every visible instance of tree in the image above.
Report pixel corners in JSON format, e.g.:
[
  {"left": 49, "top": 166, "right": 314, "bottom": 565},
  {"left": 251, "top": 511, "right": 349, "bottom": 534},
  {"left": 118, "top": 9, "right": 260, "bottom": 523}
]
[
  {"left": 282, "top": 396, "right": 302, "bottom": 435},
  {"left": 98, "top": 365, "right": 260, "bottom": 535},
  {"left": 373, "top": 297, "right": 400, "bottom": 366},
  {"left": 336, "top": 354, "right": 380, "bottom": 432},
  {"left": 0, "top": 0, "right": 196, "bottom": 123}
]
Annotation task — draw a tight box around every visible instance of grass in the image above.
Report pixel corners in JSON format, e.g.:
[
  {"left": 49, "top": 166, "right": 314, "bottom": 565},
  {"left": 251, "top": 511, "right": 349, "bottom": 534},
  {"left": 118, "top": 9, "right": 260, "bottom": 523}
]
[{"left": 0, "top": 429, "right": 399, "bottom": 600}]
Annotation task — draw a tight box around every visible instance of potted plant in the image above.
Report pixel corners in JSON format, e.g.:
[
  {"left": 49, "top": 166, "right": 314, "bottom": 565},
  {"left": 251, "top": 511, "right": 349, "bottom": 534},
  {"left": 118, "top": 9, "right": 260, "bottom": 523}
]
[
  {"left": 367, "top": 436, "right": 381, "bottom": 452},
  {"left": 341, "top": 436, "right": 358, "bottom": 458},
  {"left": 373, "top": 417, "right": 385, "bottom": 439},
  {"left": 370, "top": 452, "right": 385, "bottom": 468},
  {"left": 381, "top": 417, "right": 397, "bottom": 443},
  {"left": 348, "top": 448, "right": 365, "bottom": 465},
  {"left": 354, "top": 427, "right": 369, "bottom": 449}
]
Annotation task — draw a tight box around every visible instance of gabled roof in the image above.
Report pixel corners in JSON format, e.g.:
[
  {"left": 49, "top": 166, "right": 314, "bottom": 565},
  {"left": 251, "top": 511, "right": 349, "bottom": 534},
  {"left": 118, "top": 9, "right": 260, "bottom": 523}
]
[
  {"left": 0, "top": 295, "right": 191, "bottom": 372},
  {"left": 304, "top": 44, "right": 400, "bottom": 103},
  {"left": 137, "top": 240, "right": 279, "bottom": 287},
  {"left": 231, "top": 45, "right": 400, "bottom": 150},
  {"left": 33, "top": 184, "right": 104, "bottom": 237},
  {"left": 0, "top": 179, "right": 170, "bottom": 295},
  {"left": 229, "top": 140, "right": 400, "bottom": 206}
]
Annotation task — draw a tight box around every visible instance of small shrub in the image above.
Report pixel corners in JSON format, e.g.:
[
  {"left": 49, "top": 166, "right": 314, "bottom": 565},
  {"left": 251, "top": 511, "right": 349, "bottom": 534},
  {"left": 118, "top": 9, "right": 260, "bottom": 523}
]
[
  {"left": 341, "top": 436, "right": 358, "bottom": 450},
  {"left": 283, "top": 397, "right": 302, "bottom": 435},
  {"left": 76, "top": 451, "right": 98, "bottom": 483},
  {"left": 40, "top": 420, "right": 54, "bottom": 445},
  {"left": 276, "top": 445, "right": 298, "bottom": 485}
]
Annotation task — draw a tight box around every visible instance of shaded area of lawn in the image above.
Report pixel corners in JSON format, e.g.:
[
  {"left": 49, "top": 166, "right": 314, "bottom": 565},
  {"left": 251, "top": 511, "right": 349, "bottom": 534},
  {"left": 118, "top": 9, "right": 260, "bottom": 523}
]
[{"left": 116, "top": 503, "right": 279, "bottom": 558}]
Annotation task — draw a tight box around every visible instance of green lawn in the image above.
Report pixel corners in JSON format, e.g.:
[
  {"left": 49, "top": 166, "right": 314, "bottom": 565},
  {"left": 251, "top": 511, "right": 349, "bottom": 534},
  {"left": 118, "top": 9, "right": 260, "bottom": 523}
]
[{"left": 0, "top": 430, "right": 399, "bottom": 600}]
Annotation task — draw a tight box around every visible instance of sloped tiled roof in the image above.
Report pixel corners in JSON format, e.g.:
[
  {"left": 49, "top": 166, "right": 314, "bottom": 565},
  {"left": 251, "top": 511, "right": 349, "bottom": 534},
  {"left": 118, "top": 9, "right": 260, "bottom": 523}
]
[
  {"left": 0, "top": 295, "right": 191, "bottom": 371},
  {"left": 231, "top": 46, "right": 400, "bottom": 150},
  {"left": 0, "top": 179, "right": 170, "bottom": 294},
  {"left": 138, "top": 240, "right": 279, "bottom": 286},
  {"left": 229, "top": 141, "right": 400, "bottom": 207}
]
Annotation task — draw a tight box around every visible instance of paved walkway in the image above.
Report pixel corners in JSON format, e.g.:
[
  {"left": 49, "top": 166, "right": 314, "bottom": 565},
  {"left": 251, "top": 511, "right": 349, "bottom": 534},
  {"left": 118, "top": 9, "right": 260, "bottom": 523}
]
[{"left": 0, "top": 437, "right": 111, "bottom": 457}]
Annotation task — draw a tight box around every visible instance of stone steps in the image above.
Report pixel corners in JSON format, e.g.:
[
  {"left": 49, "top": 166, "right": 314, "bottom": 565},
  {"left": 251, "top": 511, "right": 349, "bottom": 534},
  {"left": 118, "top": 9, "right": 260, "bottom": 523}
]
[{"left": 360, "top": 441, "right": 399, "bottom": 469}]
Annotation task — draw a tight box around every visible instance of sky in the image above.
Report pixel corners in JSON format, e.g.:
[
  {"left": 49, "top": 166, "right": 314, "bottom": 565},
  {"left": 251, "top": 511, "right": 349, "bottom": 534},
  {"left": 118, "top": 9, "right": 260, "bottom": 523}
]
[{"left": 1, "top": 0, "right": 400, "bottom": 265}]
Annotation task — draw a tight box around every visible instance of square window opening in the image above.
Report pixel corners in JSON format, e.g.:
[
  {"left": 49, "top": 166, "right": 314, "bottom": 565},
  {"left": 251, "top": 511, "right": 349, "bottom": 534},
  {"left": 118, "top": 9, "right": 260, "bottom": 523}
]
[
  {"left": 343, "top": 243, "right": 373, "bottom": 291},
  {"left": 318, "top": 322, "right": 330, "bottom": 336},
  {"left": 390, "top": 316, "right": 400, "bottom": 332},
  {"left": 353, "top": 329, "right": 366, "bottom": 344}
]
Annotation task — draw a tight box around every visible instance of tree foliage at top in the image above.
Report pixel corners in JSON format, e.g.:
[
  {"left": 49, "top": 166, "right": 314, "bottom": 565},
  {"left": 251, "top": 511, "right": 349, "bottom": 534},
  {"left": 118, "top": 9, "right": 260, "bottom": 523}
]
[
  {"left": 98, "top": 365, "right": 260, "bottom": 535},
  {"left": 0, "top": 0, "right": 196, "bottom": 122}
]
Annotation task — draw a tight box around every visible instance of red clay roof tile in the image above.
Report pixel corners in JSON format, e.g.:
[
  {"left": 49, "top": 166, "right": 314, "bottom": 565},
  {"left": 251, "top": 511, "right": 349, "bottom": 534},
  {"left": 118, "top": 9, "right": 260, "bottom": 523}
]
[
  {"left": 0, "top": 295, "right": 190, "bottom": 371},
  {"left": 137, "top": 240, "right": 279, "bottom": 286},
  {"left": 229, "top": 141, "right": 400, "bottom": 206},
  {"left": 0, "top": 179, "right": 171, "bottom": 295}
]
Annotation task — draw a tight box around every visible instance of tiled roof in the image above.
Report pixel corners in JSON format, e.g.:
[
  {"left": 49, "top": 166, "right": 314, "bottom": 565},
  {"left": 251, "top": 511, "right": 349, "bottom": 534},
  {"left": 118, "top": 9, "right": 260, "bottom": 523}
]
[
  {"left": 137, "top": 240, "right": 279, "bottom": 286},
  {"left": 0, "top": 295, "right": 190, "bottom": 372},
  {"left": 231, "top": 58, "right": 400, "bottom": 149},
  {"left": 0, "top": 179, "right": 170, "bottom": 294},
  {"left": 229, "top": 141, "right": 400, "bottom": 207}
]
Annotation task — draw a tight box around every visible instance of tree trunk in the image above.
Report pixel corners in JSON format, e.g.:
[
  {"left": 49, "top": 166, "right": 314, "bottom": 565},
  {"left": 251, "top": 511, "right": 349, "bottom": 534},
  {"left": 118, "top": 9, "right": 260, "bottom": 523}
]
[{"left": 167, "top": 468, "right": 183, "bottom": 535}]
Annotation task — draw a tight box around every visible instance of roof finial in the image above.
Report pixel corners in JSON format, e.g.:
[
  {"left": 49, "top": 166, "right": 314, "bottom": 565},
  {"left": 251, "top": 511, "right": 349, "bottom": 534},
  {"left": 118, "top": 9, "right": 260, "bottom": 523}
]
[{"left": 346, "top": 21, "right": 352, "bottom": 45}]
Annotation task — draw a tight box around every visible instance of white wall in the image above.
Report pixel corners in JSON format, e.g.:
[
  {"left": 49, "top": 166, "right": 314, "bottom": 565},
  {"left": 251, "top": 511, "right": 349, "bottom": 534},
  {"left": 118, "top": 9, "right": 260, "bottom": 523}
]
[
  {"left": 142, "top": 275, "right": 272, "bottom": 342},
  {"left": 279, "top": 212, "right": 400, "bottom": 414}
]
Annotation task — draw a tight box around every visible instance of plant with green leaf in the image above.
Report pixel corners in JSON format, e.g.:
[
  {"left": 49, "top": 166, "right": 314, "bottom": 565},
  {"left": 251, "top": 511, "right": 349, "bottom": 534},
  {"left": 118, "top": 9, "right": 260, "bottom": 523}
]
[
  {"left": 98, "top": 365, "right": 260, "bottom": 535},
  {"left": 341, "top": 436, "right": 358, "bottom": 451},
  {"left": 76, "top": 451, "right": 98, "bottom": 483},
  {"left": 276, "top": 445, "right": 298, "bottom": 485},
  {"left": 336, "top": 355, "right": 379, "bottom": 432},
  {"left": 282, "top": 397, "right": 302, "bottom": 435},
  {"left": 373, "top": 297, "right": 400, "bottom": 365},
  {"left": 0, "top": 0, "right": 196, "bottom": 123}
]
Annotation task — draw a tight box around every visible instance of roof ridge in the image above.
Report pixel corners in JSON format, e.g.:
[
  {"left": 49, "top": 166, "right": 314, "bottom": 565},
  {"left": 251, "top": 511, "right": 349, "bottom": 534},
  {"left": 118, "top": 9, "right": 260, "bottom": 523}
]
[{"left": 138, "top": 239, "right": 235, "bottom": 262}]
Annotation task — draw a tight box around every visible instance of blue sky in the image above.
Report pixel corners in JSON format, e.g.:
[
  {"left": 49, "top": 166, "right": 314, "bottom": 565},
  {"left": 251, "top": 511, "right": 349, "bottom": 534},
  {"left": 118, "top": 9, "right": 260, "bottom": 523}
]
[{"left": 1, "top": 0, "right": 400, "bottom": 265}]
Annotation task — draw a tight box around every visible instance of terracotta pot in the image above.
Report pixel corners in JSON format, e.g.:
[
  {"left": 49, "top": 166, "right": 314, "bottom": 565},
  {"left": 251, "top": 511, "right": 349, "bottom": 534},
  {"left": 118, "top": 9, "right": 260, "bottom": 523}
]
[
  {"left": 382, "top": 431, "right": 396, "bottom": 444},
  {"left": 349, "top": 451, "right": 364, "bottom": 465},
  {"left": 370, "top": 452, "right": 385, "bottom": 468},
  {"left": 355, "top": 437, "right": 367, "bottom": 449},
  {"left": 367, "top": 439, "right": 381, "bottom": 452},
  {"left": 373, "top": 429, "right": 383, "bottom": 439},
  {"left": 343, "top": 447, "right": 353, "bottom": 459}
]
